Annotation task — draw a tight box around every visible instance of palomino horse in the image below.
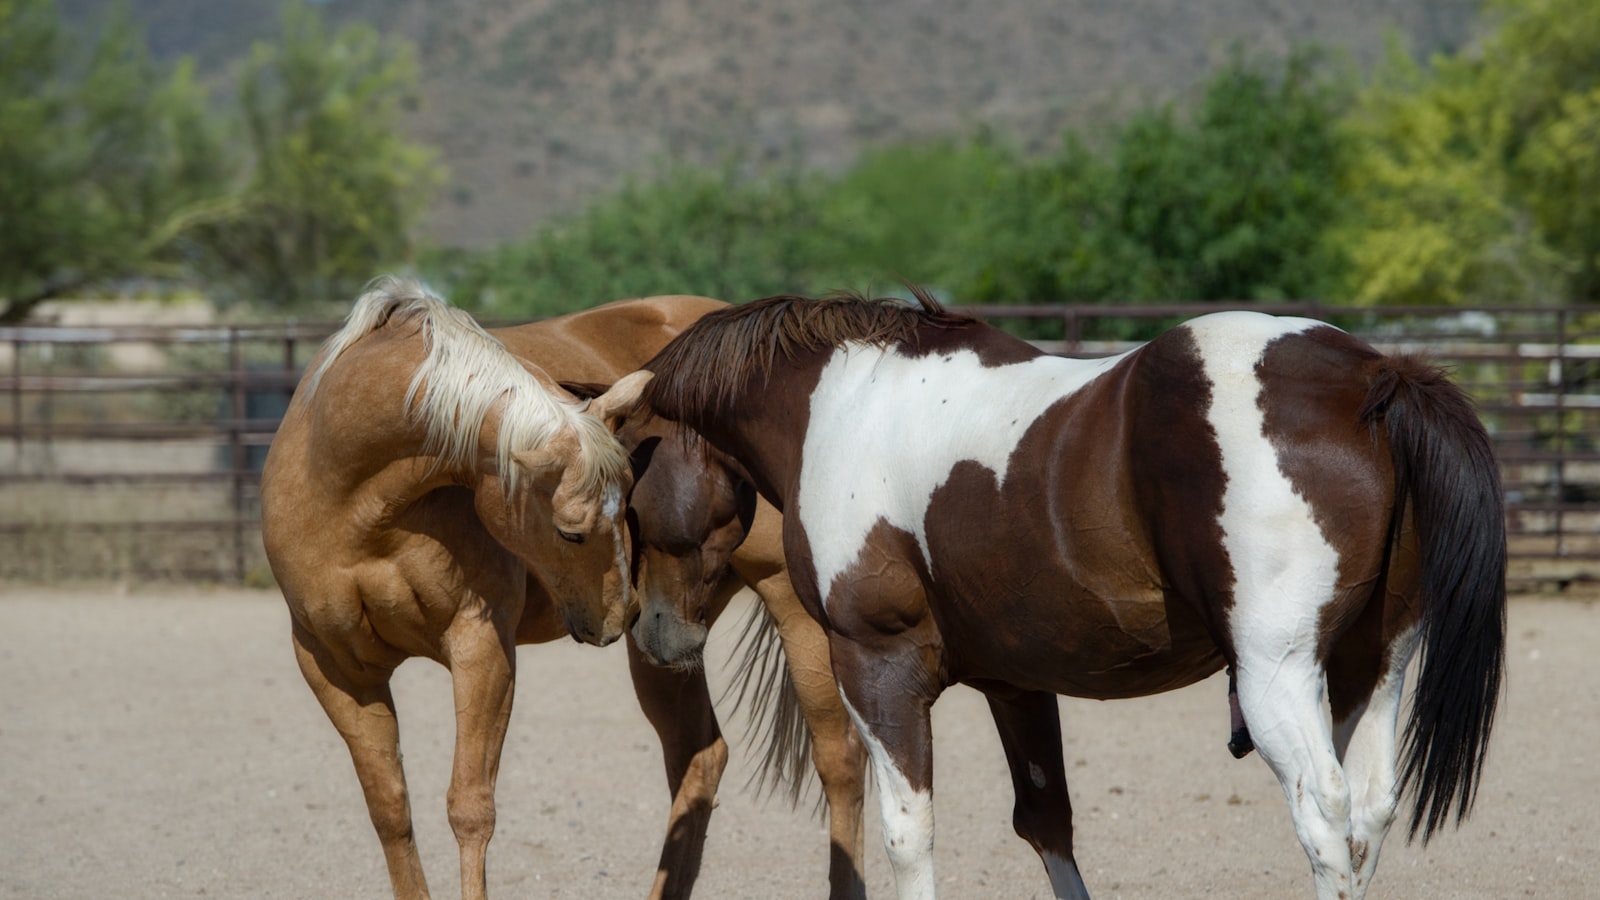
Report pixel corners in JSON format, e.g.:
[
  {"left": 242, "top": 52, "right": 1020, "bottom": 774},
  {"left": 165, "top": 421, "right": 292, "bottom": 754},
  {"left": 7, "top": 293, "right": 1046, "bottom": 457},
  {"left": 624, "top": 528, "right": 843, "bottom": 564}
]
[
  {"left": 638, "top": 291, "right": 1507, "bottom": 900},
  {"left": 261, "top": 278, "right": 648, "bottom": 900},
  {"left": 265, "top": 281, "right": 869, "bottom": 899}
]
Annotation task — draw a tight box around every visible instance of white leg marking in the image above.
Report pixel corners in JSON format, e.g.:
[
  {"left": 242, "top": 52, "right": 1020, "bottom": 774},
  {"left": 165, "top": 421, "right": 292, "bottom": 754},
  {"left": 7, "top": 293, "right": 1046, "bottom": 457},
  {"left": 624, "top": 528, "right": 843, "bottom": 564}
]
[
  {"left": 1042, "top": 851, "right": 1092, "bottom": 900},
  {"left": 840, "top": 694, "right": 937, "bottom": 900},
  {"left": 1028, "top": 761, "right": 1048, "bottom": 790},
  {"left": 1333, "top": 625, "right": 1420, "bottom": 900},
  {"left": 798, "top": 343, "right": 1128, "bottom": 609}
]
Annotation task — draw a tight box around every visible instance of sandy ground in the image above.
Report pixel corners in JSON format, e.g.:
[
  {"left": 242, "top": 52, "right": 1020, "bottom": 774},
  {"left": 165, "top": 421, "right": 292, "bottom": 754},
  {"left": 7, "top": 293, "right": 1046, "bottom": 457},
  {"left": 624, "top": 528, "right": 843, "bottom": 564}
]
[{"left": 1, "top": 586, "right": 1596, "bottom": 900}]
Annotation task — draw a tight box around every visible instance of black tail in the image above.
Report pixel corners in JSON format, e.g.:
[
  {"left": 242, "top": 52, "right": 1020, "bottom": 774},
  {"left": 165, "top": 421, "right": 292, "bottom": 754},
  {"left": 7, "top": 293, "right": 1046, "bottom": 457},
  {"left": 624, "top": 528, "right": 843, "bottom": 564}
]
[{"left": 1361, "top": 357, "right": 1507, "bottom": 843}]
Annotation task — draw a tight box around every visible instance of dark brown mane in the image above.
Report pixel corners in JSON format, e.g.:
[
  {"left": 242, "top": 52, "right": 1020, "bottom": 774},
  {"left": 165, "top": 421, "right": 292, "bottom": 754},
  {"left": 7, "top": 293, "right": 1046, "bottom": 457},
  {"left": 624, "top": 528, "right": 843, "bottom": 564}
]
[{"left": 644, "top": 287, "right": 971, "bottom": 425}]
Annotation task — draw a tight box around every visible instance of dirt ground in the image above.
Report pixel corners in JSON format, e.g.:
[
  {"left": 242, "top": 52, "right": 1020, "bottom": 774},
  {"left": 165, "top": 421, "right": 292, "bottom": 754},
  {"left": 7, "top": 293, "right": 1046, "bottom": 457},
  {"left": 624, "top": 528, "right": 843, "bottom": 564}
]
[{"left": 1, "top": 586, "right": 1595, "bottom": 900}]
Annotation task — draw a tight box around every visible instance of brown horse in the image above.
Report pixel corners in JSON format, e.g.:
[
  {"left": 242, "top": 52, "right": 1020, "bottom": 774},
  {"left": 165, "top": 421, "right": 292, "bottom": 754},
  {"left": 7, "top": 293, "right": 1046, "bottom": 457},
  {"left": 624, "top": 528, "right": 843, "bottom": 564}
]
[
  {"left": 264, "top": 281, "right": 868, "bottom": 899},
  {"left": 638, "top": 291, "right": 1508, "bottom": 900}
]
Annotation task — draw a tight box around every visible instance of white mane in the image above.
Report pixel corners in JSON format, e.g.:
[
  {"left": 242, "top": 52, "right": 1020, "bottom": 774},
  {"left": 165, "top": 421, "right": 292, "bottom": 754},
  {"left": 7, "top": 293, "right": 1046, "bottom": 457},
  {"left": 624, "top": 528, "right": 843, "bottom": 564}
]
[{"left": 303, "top": 276, "right": 628, "bottom": 497}]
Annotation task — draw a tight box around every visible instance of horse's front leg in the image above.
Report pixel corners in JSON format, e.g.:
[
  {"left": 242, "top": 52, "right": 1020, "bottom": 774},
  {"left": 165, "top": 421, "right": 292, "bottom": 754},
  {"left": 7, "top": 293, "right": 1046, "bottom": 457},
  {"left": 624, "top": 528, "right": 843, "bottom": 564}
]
[
  {"left": 441, "top": 619, "right": 517, "bottom": 900},
  {"left": 291, "top": 621, "right": 430, "bottom": 899},
  {"left": 983, "top": 688, "right": 1091, "bottom": 900},
  {"left": 756, "top": 568, "right": 868, "bottom": 899},
  {"left": 829, "top": 630, "right": 941, "bottom": 900},
  {"left": 625, "top": 629, "right": 729, "bottom": 900}
]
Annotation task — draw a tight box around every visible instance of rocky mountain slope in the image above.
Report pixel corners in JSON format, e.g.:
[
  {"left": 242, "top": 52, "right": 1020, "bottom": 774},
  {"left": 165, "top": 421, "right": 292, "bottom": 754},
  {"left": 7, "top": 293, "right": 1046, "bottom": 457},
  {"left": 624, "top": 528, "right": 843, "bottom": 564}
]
[{"left": 60, "top": 0, "right": 1482, "bottom": 246}]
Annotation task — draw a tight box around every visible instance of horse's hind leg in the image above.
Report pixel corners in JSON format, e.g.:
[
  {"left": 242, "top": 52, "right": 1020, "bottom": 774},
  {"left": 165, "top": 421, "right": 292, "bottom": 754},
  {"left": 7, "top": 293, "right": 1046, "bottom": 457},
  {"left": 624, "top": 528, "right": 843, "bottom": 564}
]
[
  {"left": 759, "top": 571, "right": 869, "bottom": 899},
  {"left": 441, "top": 619, "right": 517, "bottom": 900},
  {"left": 984, "top": 689, "right": 1091, "bottom": 900},
  {"left": 626, "top": 631, "right": 728, "bottom": 900},
  {"left": 1234, "top": 635, "right": 1355, "bottom": 900},
  {"left": 1328, "top": 625, "right": 1421, "bottom": 900},
  {"left": 292, "top": 622, "right": 430, "bottom": 900}
]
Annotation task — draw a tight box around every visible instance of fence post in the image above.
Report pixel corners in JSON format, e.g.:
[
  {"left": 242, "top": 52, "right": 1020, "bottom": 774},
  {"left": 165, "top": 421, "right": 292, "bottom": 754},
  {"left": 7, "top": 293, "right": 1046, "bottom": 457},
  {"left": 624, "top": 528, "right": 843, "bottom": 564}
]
[
  {"left": 229, "top": 327, "right": 247, "bottom": 581},
  {"left": 1554, "top": 309, "right": 1568, "bottom": 557},
  {"left": 10, "top": 338, "right": 20, "bottom": 467}
]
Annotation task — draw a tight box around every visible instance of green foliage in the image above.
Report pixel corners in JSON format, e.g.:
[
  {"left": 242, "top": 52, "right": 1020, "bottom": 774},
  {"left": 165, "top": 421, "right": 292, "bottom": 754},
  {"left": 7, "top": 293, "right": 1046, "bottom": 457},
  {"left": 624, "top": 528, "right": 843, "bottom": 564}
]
[
  {"left": 0, "top": 0, "right": 229, "bottom": 321},
  {"left": 448, "top": 160, "right": 842, "bottom": 316},
  {"left": 183, "top": 1, "right": 443, "bottom": 306},
  {"left": 1335, "top": 0, "right": 1600, "bottom": 305},
  {"left": 458, "top": 51, "right": 1354, "bottom": 321},
  {"left": 0, "top": 0, "right": 442, "bottom": 319},
  {"left": 946, "top": 49, "right": 1352, "bottom": 311},
  {"left": 810, "top": 136, "right": 1016, "bottom": 287}
]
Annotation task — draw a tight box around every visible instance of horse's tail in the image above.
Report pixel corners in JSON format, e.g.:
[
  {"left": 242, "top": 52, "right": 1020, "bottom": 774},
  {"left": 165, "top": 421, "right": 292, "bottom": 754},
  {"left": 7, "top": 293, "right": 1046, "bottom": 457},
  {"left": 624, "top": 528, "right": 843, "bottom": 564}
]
[
  {"left": 1360, "top": 355, "right": 1507, "bottom": 843},
  {"left": 721, "top": 599, "right": 818, "bottom": 812}
]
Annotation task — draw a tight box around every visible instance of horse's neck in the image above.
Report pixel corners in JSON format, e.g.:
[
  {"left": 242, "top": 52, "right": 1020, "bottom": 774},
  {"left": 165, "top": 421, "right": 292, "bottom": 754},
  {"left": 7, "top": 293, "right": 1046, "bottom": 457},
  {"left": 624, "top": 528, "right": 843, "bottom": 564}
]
[{"left": 310, "top": 390, "right": 507, "bottom": 532}]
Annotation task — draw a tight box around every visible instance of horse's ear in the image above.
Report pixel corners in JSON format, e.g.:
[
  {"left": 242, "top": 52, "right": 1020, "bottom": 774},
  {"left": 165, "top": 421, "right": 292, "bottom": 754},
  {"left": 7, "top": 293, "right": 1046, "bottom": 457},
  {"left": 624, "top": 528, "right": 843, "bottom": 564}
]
[{"left": 586, "top": 370, "right": 653, "bottom": 432}]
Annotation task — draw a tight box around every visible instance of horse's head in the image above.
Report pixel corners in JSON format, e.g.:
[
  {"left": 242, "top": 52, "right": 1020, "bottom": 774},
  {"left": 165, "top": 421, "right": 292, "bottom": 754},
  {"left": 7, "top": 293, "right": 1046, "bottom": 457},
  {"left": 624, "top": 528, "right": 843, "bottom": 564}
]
[
  {"left": 479, "top": 372, "right": 652, "bottom": 647},
  {"left": 623, "top": 418, "right": 756, "bottom": 669}
]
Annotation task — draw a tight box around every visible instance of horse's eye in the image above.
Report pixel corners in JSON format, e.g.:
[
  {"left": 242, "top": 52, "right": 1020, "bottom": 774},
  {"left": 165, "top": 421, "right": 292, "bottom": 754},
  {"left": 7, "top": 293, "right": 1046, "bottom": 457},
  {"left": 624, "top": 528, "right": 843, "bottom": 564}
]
[{"left": 558, "top": 529, "right": 586, "bottom": 545}]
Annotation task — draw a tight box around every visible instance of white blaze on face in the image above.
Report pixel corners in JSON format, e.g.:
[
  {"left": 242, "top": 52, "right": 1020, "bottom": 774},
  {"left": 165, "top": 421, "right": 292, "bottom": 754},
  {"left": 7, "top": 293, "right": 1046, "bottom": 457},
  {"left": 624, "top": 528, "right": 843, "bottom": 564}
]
[
  {"left": 797, "top": 342, "right": 1128, "bottom": 610},
  {"left": 1182, "top": 312, "right": 1343, "bottom": 656},
  {"left": 604, "top": 482, "right": 629, "bottom": 607}
]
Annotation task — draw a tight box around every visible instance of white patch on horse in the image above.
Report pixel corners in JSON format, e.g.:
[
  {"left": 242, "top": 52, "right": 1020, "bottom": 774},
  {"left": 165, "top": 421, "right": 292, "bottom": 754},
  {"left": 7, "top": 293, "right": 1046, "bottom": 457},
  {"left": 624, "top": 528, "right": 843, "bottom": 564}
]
[
  {"left": 1183, "top": 311, "right": 1341, "bottom": 643},
  {"left": 840, "top": 694, "right": 938, "bottom": 899},
  {"left": 799, "top": 343, "right": 1127, "bottom": 609},
  {"left": 1029, "top": 761, "right": 1048, "bottom": 789}
]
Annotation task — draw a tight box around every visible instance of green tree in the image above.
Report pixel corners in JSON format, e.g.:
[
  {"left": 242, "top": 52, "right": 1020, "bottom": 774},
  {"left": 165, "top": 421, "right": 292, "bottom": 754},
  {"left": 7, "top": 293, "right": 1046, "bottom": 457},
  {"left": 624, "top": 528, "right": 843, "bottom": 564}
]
[
  {"left": 185, "top": 1, "right": 442, "bottom": 306},
  {"left": 810, "top": 135, "right": 1016, "bottom": 288},
  {"left": 453, "top": 159, "right": 840, "bottom": 317},
  {"left": 1335, "top": 0, "right": 1600, "bottom": 306},
  {"left": 0, "top": 0, "right": 229, "bottom": 321},
  {"left": 949, "top": 49, "right": 1351, "bottom": 309}
]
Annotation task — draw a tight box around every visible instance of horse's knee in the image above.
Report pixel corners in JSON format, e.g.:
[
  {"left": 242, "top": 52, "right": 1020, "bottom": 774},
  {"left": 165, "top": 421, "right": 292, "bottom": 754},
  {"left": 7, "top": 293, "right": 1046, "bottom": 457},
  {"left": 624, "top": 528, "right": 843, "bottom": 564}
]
[
  {"left": 366, "top": 780, "right": 416, "bottom": 845},
  {"left": 446, "top": 783, "right": 497, "bottom": 845}
]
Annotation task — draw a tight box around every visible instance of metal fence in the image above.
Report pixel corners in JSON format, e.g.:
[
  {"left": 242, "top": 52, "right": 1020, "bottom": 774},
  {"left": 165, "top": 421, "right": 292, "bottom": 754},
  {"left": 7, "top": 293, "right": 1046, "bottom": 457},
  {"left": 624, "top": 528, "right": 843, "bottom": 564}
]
[{"left": 1, "top": 303, "right": 1595, "bottom": 586}]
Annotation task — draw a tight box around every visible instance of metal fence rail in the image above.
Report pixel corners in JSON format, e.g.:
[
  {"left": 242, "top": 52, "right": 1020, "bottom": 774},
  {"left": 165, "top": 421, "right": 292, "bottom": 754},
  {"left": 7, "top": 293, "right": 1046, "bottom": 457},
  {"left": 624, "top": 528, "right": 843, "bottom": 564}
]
[{"left": 1, "top": 304, "right": 1595, "bottom": 585}]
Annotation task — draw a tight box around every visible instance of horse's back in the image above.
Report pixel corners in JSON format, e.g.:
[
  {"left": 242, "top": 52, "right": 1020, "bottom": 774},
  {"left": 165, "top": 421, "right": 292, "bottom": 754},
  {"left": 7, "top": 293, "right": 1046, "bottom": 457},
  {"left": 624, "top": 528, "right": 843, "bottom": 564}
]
[{"left": 494, "top": 295, "right": 726, "bottom": 383}]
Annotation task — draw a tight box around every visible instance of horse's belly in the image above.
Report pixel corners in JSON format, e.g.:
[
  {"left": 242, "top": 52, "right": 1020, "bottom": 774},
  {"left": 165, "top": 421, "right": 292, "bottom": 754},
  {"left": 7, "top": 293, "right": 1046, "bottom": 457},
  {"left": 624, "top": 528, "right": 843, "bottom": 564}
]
[{"left": 936, "top": 579, "right": 1225, "bottom": 700}]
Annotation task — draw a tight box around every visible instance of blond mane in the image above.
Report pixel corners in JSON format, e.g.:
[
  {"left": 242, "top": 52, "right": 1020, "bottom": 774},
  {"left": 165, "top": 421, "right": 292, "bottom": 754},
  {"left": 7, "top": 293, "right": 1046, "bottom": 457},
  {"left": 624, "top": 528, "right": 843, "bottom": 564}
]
[{"left": 304, "top": 276, "right": 629, "bottom": 498}]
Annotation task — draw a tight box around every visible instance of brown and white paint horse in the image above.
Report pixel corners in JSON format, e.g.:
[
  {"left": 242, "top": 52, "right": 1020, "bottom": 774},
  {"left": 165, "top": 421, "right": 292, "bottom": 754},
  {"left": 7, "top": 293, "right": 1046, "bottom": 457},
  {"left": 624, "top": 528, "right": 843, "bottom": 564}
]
[
  {"left": 264, "top": 281, "right": 868, "bottom": 899},
  {"left": 639, "top": 291, "right": 1507, "bottom": 900}
]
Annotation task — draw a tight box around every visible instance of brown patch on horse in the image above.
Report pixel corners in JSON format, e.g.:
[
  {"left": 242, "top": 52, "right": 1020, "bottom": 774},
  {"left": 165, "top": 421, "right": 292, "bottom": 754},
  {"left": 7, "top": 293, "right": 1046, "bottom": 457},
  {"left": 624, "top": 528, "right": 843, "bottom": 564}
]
[
  {"left": 803, "top": 516, "right": 943, "bottom": 792},
  {"left": 1125, "top": 326, "right": 1239, "bottom": 660}
]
